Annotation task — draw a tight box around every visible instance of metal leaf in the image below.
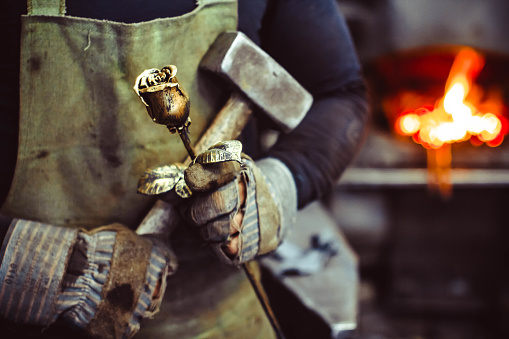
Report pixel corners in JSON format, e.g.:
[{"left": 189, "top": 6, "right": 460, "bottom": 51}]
[
  {"left": 137, "top": 164, "right": 186, "bottom": 195},
  {"left": 175, "top": 180, "right": 192, "bottom": 198},
  {"left": 196, "top": 140, "right": 243, "bottom": 164}
]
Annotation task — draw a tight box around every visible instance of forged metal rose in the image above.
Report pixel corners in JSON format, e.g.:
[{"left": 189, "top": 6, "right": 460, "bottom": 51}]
[{"left": 133, "top": 65, "right": 190, "bottom": 131}]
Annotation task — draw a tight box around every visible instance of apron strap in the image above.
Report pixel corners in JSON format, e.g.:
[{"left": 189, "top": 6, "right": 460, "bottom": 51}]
[
  {"left": 198, "top": 0, "right": 234, "bottom": 5},
  {"left": 26, "top": 0, "right": 233, "bottom": 16},
  {"left": 27, "top": 0, "right": 66, "bottom": 16}
]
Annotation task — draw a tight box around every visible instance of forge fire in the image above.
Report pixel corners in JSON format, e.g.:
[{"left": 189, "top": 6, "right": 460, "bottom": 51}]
[{"left": 395, "top": 47, "right": 508, "bottom": 149}]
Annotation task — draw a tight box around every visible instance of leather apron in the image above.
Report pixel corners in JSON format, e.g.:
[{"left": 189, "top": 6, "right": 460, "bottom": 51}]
[{"left": 2, "top": 0, "right": 276, "bottom": 338}]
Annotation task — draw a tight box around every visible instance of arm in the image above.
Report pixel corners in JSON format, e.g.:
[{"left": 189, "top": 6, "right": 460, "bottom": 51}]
[
  {"left": 184, "top": 0, "right": 369, "bottom": 261},
  {"left": 260, "top": 0, "right": 370, "bottom": 208}
]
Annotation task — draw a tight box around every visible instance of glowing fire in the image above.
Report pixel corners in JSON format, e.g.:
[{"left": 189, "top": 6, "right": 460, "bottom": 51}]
[{"left": 395, "top": 48, "right": 507, "bottom": 149}]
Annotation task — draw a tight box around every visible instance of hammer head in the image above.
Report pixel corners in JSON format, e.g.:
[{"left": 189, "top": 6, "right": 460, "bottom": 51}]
[{"left": 200, "top": 31, "right": 313, "bottom": 133}]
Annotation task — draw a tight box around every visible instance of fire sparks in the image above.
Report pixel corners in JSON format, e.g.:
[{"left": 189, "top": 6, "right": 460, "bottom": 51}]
[{"left": 395, "top": 48, "right": 507, "bottom": 149}]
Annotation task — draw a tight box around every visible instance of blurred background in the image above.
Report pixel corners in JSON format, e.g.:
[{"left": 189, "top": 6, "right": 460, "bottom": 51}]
[{"left": 331, "top": 0, "right": 509, "bottom": 338}]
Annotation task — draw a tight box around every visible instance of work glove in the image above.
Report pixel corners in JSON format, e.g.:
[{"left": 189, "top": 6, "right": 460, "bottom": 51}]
[
  {"left": 0, "top": 219, "right": 177, "bottom": 339},
  {"left": 182, "top": 144, "right": 298, "bottom": 265}
]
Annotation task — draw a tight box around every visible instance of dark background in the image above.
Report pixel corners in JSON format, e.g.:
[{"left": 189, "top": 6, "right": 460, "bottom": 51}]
[{"left": 333, "top": 0, "right": 509, "bottom": 337}]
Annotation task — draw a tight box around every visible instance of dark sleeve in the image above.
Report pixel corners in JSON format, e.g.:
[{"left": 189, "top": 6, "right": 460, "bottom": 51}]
[{"left": 256, "top": 0, "right": 370, "bottom": 208}]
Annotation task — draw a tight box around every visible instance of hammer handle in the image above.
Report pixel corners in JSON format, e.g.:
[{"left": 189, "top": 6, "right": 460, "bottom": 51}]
[{"left": 184, "top": 92, "right": 252, "bottom": 166}]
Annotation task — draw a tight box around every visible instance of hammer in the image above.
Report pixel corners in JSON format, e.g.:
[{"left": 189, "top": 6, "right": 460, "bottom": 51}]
[
  {"left": 193, "top": 31, "right": 312, "bottom": 153},
  {"left": 135, "top": 31, "right": 312, "bottom": 338}
]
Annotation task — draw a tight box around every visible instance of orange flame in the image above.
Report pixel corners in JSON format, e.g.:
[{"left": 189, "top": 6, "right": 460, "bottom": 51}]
[{"left": 395, "top": 48, "right": 507, "bottom": 148}]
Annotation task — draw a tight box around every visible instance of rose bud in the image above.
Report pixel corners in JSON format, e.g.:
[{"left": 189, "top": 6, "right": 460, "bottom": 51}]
[{"left": 134, "top": 65, "right": 190, "bottom": 130}]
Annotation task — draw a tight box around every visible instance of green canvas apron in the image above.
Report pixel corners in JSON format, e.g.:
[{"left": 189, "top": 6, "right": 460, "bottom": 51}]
[
  {"left": 3, "top": 0, "right": 235, "bottom": 229},
  {"left": 2, "top": 0, "right": 276, "bottom": 337}
]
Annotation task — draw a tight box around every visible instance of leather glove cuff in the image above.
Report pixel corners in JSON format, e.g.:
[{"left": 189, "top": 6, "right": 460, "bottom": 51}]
[{"left": 254, "top": 157, "right": 297, "bottom": 253}]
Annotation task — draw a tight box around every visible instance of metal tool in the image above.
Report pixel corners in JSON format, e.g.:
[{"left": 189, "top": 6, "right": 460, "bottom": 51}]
[
  {"left": 134, "top": 31, "right": 313, "bottom": 339},
  {"left": 195, "top": 31, "right": 313, "bottom": 151}
]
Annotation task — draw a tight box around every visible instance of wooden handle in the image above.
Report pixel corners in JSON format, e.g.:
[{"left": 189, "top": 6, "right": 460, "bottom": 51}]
[
  {"left": 184, "top": 92, "right": 252, "bottom": 165},
  {"left": 136, "top": 199, "right": 179, "bottom": 235}
]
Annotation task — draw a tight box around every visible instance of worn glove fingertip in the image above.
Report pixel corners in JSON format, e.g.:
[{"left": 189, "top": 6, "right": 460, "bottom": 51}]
[{"left": 185, "top": 161, "right": 241, "bottom": 192}]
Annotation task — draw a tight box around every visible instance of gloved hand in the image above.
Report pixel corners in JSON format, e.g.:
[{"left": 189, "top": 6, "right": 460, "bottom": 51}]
[
  {"left": 0, "top": 219, "right": 177, "bottom": 339},
  {"left": 183, "top": 146, "right": 298, "bottom": 265}
]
